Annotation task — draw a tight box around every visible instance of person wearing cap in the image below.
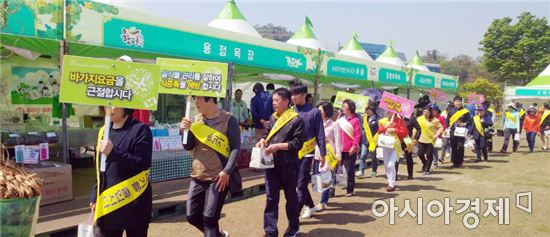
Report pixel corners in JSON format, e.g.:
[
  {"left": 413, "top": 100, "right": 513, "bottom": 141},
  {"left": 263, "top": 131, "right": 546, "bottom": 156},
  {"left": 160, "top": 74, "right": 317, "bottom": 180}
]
[
  {"left": 431, "top": 104, "right": 446, "bottom": 169},
  {"left": 539, "top": 103, "right": 550, "bottom": 151},
  {"left": 500, "top": 103, "right": 521, "bottom": 153},
  {"left": 90, "top": 107, "right": 153, "bottom": 237},
  {"left": 522, "top": 107, "right": 540, "bottom": 153},
  {"left": 469, "top": 106, "right": 493, "bottom": 162},
  {"left": 482, "top": 101, "right": 496, "bottom": 152},
  {"left": 446, "top": 96, "right": 471, "bottom": 168}
]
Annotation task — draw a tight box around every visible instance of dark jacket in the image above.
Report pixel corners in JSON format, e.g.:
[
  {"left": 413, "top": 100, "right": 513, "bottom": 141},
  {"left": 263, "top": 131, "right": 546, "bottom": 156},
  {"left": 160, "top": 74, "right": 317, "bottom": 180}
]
[
  {"left": 90, "top": 118, "right": 153, "bottom": 231},
  {"left": 360, "top": 113, "right": 380, "bottom": 146},
  {"left": 446, "top": 106, "right": 472, "bottom": 138},
  {"left": 251, "top": 90, "right": 274, "bottom": 129},
  {"left": 294, "top": 103, "right": 326, "bottom": 156},
  {"left": 469, "top": 113, "right": 494, "bottom": 140},
  {"left": 263, "top": 112, "right": 305, "bottom": 167}
]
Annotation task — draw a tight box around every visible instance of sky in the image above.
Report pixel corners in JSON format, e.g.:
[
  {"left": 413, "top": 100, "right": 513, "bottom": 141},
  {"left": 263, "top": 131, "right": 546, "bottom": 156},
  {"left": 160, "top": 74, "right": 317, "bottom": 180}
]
[{"left": 95, "top": 0, "right": 549, "bottom": 60}]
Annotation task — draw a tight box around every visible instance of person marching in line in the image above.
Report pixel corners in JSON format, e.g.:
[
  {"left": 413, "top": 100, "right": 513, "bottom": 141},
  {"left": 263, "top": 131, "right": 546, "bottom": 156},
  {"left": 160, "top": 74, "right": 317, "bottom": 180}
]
[
  {"left": 289, "top": 82, "right": 326, "bottom": 219},
  {"left": 482, "top": 101, "right": 496, "bottom": 152},
  {"left": 91, "top": 107, "right": 153, "bottom": 237},
  {"left": 500, "top": 103, "right": 521, "bottom": 153},
  {"left": 440, "top": 102, "right": 454, "bottom": 161},
  {"left": 446, "top": 96, "right": 471, "bottom": 168},
  {"left": 338, "top": 99, "right": 362, "bottom": 197},
  {"left": 251, "top": 83, "right": 274, "bottom": 142},
  {"left": 522, "top": 106, "right": 540, "bottom": 153},
  {"left": 256, "top": 88, "right": 305, "bottom": 237},
  {"left": 180, "top": 96, "right": 241, "bottom": 237},
  {"left": 539, "top": 103, "right": 550, "bottom": 151},
  {"left": 314, "top": 101, "right": 341, "bottom": 211},
  {"left": 414, "top": 106, "right": 444, "bottom": 175},
  {"left": 357, "top": 104, "right": 380, "bottom": 178},
  {"left": 431, "top": 104, "right": 446, "bottom": 169},
  {"left": 378, "top": 112, "right": 409, "bottom": 192},
  {"left": 469, "top": 106, "right": 493, "bottom": 162},
  {"left": 517, "top": 102, "right": 526, "bottom": 134}
]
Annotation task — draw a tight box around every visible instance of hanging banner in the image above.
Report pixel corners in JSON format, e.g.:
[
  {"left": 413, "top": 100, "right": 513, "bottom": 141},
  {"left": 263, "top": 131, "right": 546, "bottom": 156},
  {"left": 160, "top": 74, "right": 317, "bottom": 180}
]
[
  {"left": 468, "top": 94, "right": 485, "bottom": 105},
  {"left": 430, "top": 88, "right": 448, "bottom": 102},
  {"left": 379, "top": 91, "right": 416, "bottom": 119},
  {"left": 59, "top": 55, "right": 160, "bottom": 110},
  {"left": 333, "top": 91, "right": 370, "bottom": 113},
  {"left": 156, "top": 58, "right": 228, "bottom": 98}
]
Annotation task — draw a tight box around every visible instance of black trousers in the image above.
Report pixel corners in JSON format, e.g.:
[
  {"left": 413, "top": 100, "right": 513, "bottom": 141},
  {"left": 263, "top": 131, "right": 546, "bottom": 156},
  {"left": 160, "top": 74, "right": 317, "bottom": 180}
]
[
  {"left": 186, "top": 179, "right": 229, "bottom": 237},
  {"left": 98, "top": 225, "right": 149, "bottom": 237},
  {"left": 450, "top": 136, "right": 465, "bottom": 166},
  {"left": 264, "top": 162, "right": 300, "bottom": 236},
  {"left": 475, "top": 137, "right": 488, "bottom": 161},
  {"left": 502, "top": 128, "right": 519, "bottom": 152},
  {"left": 417, "top": 142, "right": 434, "bottom": 172},
  {"left": 341, "top": 152, "right": 357, "bottom": 194},
  {"left": 400, "top": 143, "right": 414, "bottom": 178},
  {"left": 297, "top": 156, "right": 314, "bottom": 210}
]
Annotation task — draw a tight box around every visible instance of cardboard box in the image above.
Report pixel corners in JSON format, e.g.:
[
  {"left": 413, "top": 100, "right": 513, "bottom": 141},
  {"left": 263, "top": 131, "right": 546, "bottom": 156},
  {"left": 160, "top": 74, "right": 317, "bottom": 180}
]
[
  {"left": 249, "top": 147, "right": 274, "bottom": 169},
  {"left": 24, "top": 161, "right": 73, "bottom": 206}
]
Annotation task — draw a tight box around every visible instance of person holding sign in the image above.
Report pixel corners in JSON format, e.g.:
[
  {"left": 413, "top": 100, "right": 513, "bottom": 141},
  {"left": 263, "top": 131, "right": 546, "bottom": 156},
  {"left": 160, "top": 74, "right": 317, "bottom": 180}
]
[
  {"left": 378, "top": 112, "right": 409, "bottom": 192},
  {"left": 90, "top": 107, "right": 153, "bottom": 237},
  {"left": 338, "top": 99, "right": 362, "bottom": 197},
  {"left": 256, "top": 88, "right": 305, "bottom": 237},
  {"left": 314, "top": 101, "right": 341, "bottom": 211},
  {"left": 446, "top": 96, "right": 472, "bottom": 168},
  {"left": 289, "top": 83, "right": 326, "bottom": 219},
  {"left": 414, "top": 106, "right": 444, "bottom": 175},
  {"left": 357, "top": 105, "right": 380, "bottom": 178},
  {"left": 500, "top": 103, "right": 521, "bottom": 153},
  {"left": 468, "top": 106, "right": 494, "bottom": 162},
  {"left": 180, "top": 96, "right": 241, "bottom": 237}
]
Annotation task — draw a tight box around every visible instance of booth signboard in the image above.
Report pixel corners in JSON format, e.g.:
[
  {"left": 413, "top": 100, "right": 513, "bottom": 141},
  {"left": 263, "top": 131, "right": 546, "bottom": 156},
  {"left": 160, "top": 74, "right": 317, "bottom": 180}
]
[
  {"left": 59, "top": 55, "right": 161, "bottom": 110},
  {"left": 156, "top": 58, "right": 229, "bottom": 98}
]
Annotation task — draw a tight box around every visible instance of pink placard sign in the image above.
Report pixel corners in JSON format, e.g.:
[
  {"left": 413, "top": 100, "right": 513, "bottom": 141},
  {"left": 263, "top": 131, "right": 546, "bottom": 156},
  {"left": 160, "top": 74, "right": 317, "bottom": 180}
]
[
  {"left": 379, "top": 92, "right": 416, "bottom": 119},
  {"left": 430, "top": 88, "right": 448, "bottom": 102},
  {"left": 468, "top": 94, "right": 485, "bottom": 105}
]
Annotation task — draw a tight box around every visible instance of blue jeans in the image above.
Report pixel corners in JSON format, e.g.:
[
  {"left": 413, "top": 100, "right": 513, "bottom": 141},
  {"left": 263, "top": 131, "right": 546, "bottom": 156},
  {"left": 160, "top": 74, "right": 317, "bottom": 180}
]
[
  {"left": 313, "top": 159, "right": 333, "bottom": 205},
  {"left": 359, "top": 143, "right": 378, "bottom": 174},
  {"left": 433, "top": 147, "right": 441, "bottom": 166},
  {"left": 526, "top": 132, "right": 537, "bottom": 152}
]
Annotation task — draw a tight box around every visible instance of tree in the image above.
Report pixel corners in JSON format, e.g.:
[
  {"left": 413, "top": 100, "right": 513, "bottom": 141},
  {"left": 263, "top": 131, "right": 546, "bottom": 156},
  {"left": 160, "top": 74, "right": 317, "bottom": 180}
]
[
  {"left": 254, "top": 23, "right": 294, "bottom": 42},
  {"left": 422, "top": 49, "right": 447, "bottom": 63},
  {"left": 480, "top": 12, "right": 550, "bottom": 85},
  {"left": 459, "top": 78, "right": 504, "bottom": 110}
]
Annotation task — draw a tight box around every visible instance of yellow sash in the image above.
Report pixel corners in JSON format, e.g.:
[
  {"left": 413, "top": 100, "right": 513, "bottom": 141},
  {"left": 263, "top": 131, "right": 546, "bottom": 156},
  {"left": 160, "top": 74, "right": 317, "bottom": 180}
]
[
  {"left": 519, "top": 109, "right": 526, "bottom": 117},
  {"left": 266, "top": 108, "right": 299, "bottom": 142},
  {"left": 379, "top": 117, "right": 403, "bottom": 157},
  {"left": 298, "top": 137, "right": 316, "bottom": 159},
  {"left": 474, "top": 115, "right": 485, "bottom": 137},
  {"left": 363, "top": 115, "right": 378, "bottom": 152},
  {"left": 94, "top": 126, "right": 149, "bottom": 222},
  {"left": 540, "top": 110, "right": 550, "bottom": 126},
  {"left": 449, "top": 108, "right": 469, "bottom": 127},
  {"left": 325, "top": 144, "right": 339, "bottom": 170},
  {"left": 417, "top": 116, "right": 436, "bottom": 145},
  {"left": 505, "top": 112, "right": 517, "bottom": 124},
  {"left": 190, "top": 123, "right": 230, "bottom": 158}
]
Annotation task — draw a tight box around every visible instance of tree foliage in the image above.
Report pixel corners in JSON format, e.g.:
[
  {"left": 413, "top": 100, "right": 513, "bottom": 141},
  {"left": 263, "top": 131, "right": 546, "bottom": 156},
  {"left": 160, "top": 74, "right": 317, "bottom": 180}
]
[
  {"left": 254, "top": 23, "right": 294, "bottom": 42},
  {"left": 480, "top": 12, "right": 550, "bottom": 85},
  {"left": 459, "top": 78, "right": 504, "bottom": 109}
]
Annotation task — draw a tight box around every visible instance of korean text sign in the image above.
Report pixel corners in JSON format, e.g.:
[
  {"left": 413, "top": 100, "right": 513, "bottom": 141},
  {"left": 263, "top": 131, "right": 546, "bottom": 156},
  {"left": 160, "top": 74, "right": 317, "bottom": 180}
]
[
  {"left": 59, "top": 55, "right": 160, "bottom": 110},
  {"left": 156, "top": 58, "right": 228, "bottom": 98},
  {"left": 379, "top": 92, "right": 416, "bottom": 119},
  {"left": 333, "top": 91, "right": 370, "bottom": 113}
]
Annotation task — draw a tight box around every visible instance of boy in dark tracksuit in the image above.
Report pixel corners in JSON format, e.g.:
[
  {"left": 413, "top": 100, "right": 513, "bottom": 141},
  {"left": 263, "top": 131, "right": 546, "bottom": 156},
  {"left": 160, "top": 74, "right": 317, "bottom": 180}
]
[{"left": 469, "top": 106, "right": 493, "bottom": 162}]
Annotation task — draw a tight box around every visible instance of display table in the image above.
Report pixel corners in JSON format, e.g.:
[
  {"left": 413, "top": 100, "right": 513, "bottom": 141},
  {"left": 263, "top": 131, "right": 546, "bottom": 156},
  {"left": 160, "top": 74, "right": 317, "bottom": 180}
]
[{"left": 150, "top": 150, "right": 192, "bottom": 183}]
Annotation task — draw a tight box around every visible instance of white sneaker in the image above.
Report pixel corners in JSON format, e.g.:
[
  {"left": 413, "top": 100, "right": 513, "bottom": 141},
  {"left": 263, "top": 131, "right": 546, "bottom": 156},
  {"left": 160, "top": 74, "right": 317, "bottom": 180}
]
[
  {"left": 313, "top": 203, "right": 326, "bottom": 212},
  {"left": 355, "top": 171, "right": 364, "bottom": 178},
  {"left": 301, "top": 207, "right": 316, "bottom": 219},
  {"left": 222, "top": 230, "right": 230, "bottom": 237},
  {"left": 445, "top": 153, "right": 450, "bottom": 159}
]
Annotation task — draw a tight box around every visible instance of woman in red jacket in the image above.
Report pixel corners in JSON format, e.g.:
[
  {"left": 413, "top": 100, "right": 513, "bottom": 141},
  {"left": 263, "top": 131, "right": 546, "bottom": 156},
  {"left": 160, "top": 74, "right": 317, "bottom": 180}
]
[{"left": 378, "top": 112, "right": 409, "bottom": 192}]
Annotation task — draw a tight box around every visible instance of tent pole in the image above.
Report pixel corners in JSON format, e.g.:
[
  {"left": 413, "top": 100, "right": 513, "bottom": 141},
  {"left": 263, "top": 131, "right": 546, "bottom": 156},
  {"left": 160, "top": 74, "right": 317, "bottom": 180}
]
[
  {"left": 59, "top": 40, "right": 69, "bottom": 164},
  {"left": 225, "top": 63, "right": 234, "bottom": 111},
  {"left": 313, "top": 50, "right": 321, "bottom": 103}
]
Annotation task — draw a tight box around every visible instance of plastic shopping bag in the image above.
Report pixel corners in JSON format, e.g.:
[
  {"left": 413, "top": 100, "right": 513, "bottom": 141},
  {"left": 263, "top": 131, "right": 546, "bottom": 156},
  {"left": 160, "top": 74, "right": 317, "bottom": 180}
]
[
  {"left": 312, "top": 171, "right": 332, "bottom": 193},
  {"left": 77, "top": 213, "right": 95, "bottom": 237},
  {"left": 335, "top": 165, "right": 348, "bottom": 188}
]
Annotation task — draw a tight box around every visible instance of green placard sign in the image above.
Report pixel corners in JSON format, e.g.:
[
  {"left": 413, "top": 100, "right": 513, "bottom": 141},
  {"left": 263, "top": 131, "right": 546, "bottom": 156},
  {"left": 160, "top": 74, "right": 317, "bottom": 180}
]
[
  {"left": 157, "top": 58, "right": 229, "bottom": 98},
  {"left": 378, "top": 68, "right": 407, "bottom": 85},
  {"left": 441, "top": 78, "right": 458, "bottom": 90},
  {"left": 326, "top": 59, "right": 367, "bottom": 80},
  {"left": 59, "top": 55, "right": 160, "bottom": 110},
  {"left": 333, "top": 91, "right": 370, "bottom": 113},
  {"left": 414, "top": 74, "right": 435, "bottom": 88}
]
